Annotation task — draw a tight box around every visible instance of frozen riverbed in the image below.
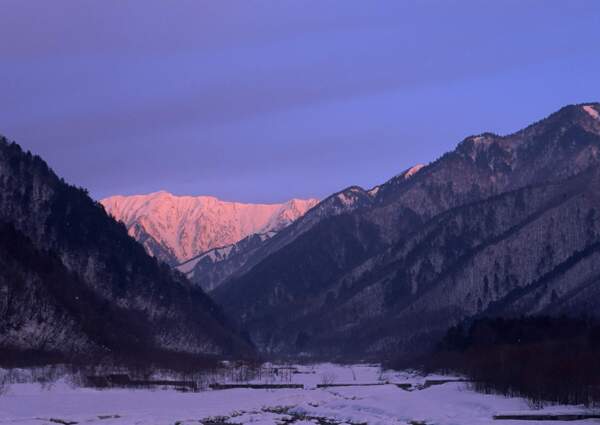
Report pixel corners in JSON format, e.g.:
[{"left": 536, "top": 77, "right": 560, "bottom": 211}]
[{"left": 0, "top": 364, "right": 596, "bottom": 425}]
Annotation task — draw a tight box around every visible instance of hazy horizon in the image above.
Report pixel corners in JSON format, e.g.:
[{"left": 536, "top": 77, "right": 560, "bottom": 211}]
[{"left": 2, "top": 1, "right": 600, "bottom": 202}]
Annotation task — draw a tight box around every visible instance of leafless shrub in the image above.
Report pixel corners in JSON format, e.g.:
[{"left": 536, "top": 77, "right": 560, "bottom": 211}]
[
  {"left": 0, "top": 373, "right": 9, "bottom": 396},
  {"left": 31, "top": 365, "right": 62, "bottom": 391},
  {"left": 65, "top": 368, "right": 86, "bottom": 389},
  {"left": 377, "top": 367, "right": 388, "bottom": 383},
  {"left": 320, "top": 372, "right": 337, "bottom": 386}
]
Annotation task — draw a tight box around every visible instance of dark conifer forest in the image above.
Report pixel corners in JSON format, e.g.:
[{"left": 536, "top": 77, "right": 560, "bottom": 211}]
[{"left": 393, "top": 317, "right": 600, "bottom": 407}]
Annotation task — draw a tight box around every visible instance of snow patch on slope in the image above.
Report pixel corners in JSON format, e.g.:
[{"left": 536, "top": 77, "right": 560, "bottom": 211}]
[
  {"left": 176, "top": 231, "right": 277, "bottom": 276},
  {"left": 336, "top": 192, "right": 355, "bottom": 206},
  {"left": 583, "top": 105, "right": 599, "bottom": 120},
  {"left": 368, "top": 186, "right": 380, "bottom": 196},
  {"left": 334, "top": 187, "right": 370, "bottom": 208},
  {"left": 404, "top": 164, "right": 424, "bottom": 179}
]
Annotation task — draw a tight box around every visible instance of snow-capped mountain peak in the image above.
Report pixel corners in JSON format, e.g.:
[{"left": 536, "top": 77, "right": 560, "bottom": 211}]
[{"left": 101, "top": 192, "right": 318, "bottom": 264}]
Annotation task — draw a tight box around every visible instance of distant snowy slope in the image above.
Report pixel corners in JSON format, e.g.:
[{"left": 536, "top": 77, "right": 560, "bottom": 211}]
[
  {"left": 101, "top": 191, "right": 318, "bottom": 264},
  {"left": 176, "top": 231, "right": 277, "bottom": 292}
]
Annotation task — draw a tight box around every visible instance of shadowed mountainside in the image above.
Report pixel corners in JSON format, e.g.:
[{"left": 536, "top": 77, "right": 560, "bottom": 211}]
[
  {"left": 214, "top": 103, "right": 600, "bottom": 360},
  {"left": 0, "top": 138, "right": 254, "bottom": 363}
]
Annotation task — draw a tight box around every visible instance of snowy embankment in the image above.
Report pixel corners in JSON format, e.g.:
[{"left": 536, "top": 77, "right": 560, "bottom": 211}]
[{"left": 0, "top": 364, "right": 596, "bottom": 425}]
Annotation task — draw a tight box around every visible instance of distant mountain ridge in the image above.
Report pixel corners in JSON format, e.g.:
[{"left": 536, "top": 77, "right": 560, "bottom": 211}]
[{"left": 101, "top": 191, "right": 318, "bottom": 265}]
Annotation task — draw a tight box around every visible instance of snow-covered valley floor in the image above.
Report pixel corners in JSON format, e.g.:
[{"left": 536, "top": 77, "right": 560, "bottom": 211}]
[{"left": 0, "top": 364, "right": 597, "bottom": 425}]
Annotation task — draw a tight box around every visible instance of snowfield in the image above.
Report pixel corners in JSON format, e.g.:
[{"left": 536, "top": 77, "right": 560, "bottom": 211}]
[{"left": 0, "top": 364, "right": 596, "bottom": 425}]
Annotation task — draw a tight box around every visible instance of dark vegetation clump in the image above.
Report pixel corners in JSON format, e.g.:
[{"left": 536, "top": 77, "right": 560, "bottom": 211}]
[
  {"left": 389, "top": 316, "right": 600, "bottom": 407},
  {"left": 0, "top": 352, "right": 264, "bottom": 393},
  {"left": 0, "top": 346, "right": 229, "bottom": 375}
]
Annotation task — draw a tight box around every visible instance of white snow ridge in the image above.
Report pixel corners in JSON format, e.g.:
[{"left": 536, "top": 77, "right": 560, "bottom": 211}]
[
  {"left": 583, "top": 104, "right": 599, "bottom": 119},
  {"left": 404, "top": 164, "right": 425, "bottom": 179}
]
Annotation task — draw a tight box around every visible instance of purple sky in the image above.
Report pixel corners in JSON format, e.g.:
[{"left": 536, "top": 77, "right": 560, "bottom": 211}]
[{"left": 2, "top": 1, "right": 600, "bottom": 202}]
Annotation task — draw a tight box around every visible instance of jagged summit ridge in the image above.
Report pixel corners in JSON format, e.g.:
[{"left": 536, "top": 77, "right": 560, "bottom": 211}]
[{"left": 101, "top": 191, "right": 318, "bottom": 264}]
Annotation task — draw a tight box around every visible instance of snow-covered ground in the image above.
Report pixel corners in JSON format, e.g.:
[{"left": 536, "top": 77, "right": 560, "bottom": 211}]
[{"left": 0, "top": 364, "right": 596, "bottom": 425}]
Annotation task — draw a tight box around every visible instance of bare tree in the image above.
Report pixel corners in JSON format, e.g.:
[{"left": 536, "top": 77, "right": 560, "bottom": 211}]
[
  {"left": 0, "top": 373, "right": 9, "bottom": 396},
  {"left": 320, "top": 372, "right": 337, "bottom": 386},
  {"left": 377, "top": 367, "right": 388, "bottom": 383}
]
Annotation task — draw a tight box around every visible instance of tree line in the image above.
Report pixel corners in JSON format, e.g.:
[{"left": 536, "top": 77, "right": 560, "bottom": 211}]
[{"left": 389, "top": 316, "right": 600, "bottom": 407}]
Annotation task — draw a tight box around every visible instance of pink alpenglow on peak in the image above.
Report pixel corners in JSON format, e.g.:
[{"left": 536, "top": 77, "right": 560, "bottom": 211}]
[
  {"left": 101, "top": 191, "right": 318, "bottom": 263},
  {"left": 403, "top": 164, "right": 425, "bottom": 179},
  {"left": 583, "top": 104, "right": 600, "bottom": 120}
]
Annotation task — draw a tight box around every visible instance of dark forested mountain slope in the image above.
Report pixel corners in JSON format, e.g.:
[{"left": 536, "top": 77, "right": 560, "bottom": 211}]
[
  {"left": 183, "top": 185, "right": 380, "bottom": 292},
  {"left": 0, "top": 137, "right": 253, "bottom": 361},
  {"left": 214, "top": 103, "right": 600, "bottom": 359},
  {"left": 177, "top": 232, "right": 278, "bottom": 292}
]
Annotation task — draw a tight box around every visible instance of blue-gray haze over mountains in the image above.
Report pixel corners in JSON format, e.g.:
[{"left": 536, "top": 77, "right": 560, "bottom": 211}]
[{"left": 1, "top": 1, "right": 599, "bottom": 202}]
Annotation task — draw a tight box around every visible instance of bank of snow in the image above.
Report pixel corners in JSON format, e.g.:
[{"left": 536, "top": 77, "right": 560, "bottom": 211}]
[{"left": 0, "top": 364, "right": 595, "bottom": 425}]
